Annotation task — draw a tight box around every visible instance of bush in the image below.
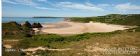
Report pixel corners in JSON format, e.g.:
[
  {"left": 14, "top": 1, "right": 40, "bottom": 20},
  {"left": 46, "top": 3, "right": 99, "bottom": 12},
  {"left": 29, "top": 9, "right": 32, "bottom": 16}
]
[
  {"left": 2, "top": 22, "right": 25, "bottom": 39},
  {"left": 17, "top": 38, "right": 31, "bottom": 48},
  {"left": 29, "top": 34, "right": 90, "bottom": 47}
]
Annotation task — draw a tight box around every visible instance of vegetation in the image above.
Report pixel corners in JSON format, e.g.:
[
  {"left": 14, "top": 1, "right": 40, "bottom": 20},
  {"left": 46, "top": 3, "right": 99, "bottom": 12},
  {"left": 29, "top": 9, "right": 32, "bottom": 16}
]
[
  {"left": 38, "top": 32, "right": 140, "bottom": 56},
  {"left": 70, "top": 14, "right": 140, "bottom": 33},
  {"left": 2, "top": 21, "right": 26, "bottom": 39},
  {"left": 2, "top": 21, "right": 43, "bottom": 39},
  {"left": 70, "top": 14, "right": 140, "bottom": 26},
  {"left": 3, "top": 14, "right": 140, "bottom": 56},
  {"left": 2, "top": 21, "right": 42, "bottom": 56},
  {"left": 18, "top": 33, "right": 90, "bottom": 48},
  {"left": 16, "top": 31, "right": 122, "bottom": 49}
]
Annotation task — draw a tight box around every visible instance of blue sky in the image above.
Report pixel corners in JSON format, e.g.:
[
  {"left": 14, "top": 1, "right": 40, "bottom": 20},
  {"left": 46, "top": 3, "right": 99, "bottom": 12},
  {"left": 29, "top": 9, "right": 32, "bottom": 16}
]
[{"left": 2, "top": 0, "right": 140, "bottom": 17}]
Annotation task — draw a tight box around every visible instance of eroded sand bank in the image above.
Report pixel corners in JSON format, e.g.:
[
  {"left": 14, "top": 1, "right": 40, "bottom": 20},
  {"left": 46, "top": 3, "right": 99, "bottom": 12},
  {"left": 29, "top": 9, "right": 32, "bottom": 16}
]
[{"left": 41, "top": 21, "right": 130, "bottom": 34}]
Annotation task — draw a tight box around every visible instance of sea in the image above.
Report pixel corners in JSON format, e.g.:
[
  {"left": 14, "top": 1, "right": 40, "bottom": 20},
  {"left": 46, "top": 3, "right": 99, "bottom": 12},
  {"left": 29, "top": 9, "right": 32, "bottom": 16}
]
[{"left": 2, "top": 17, "right": 65, "bottom": 24}]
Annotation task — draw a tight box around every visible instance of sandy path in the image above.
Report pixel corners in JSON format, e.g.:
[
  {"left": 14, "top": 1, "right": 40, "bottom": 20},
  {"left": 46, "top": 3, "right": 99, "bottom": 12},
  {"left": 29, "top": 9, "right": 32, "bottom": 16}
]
[
  {"left": 41, "top": 21, "right": 130, "bottom": 34},
  {"left": 3, "top": 39, "right": 21, "bottom": 41},
  {"left": 22, "top": 47, "right": 71, "bottom": 52}
]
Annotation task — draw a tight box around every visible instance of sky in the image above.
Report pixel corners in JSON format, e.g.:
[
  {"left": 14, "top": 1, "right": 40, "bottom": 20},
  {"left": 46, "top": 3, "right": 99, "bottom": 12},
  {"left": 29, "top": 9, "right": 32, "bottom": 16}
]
[{"left": 2, "top": 0, "right": 140, "bottom": 17}]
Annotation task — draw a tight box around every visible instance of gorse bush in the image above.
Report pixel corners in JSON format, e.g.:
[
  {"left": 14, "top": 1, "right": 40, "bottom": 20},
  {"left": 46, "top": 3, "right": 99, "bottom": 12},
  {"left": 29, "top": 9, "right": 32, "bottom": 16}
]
[
  {"left": 24, "top": 33, "right": 91, "bottom": 48},
  {"left": 32, "top": 34, "right": 89, "bottom": 43},
  {"left": 33, "top": 34, "right": 64, "bottom": 43},
  {"left": 17, "top": 38, "right": 31, "bottom": 48},
  {"left": 21, "top": 31, "right": 120, "bottom": 48}
]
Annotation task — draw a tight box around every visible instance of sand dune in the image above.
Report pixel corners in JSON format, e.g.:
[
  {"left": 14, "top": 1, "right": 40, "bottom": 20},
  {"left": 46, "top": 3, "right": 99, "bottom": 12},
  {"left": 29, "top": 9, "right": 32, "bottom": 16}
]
[{"left": 41, "top": 21, "right": 130, "bottom": 34}]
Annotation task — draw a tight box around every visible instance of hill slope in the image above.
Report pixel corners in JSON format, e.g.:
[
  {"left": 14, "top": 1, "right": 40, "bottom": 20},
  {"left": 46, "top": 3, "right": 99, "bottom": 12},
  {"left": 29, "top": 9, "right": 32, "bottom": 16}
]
[{"left": 70, "top": 14, "right": 140, "bottom": 26}]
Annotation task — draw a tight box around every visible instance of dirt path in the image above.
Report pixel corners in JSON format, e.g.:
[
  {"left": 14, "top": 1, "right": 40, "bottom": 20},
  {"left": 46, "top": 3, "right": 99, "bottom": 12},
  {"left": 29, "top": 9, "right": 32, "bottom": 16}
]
[
  {"left": 3, "top": 39, "right": 21, "bottom": 42},
  {"left": 22, "top": 47, "right": 71, "bottom": 52}
]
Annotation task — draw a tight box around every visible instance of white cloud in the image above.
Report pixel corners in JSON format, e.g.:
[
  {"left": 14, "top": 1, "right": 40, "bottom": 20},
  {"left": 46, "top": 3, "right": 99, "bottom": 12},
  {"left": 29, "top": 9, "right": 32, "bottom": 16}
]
[
  {"left": 35, "top": 6, "right": 58, "bottom": 10},
  {"left": 85, "top": 2, "right": 95, "bottom": 6},
  {"left": 35, "top": 6, "right": 48, "bottom": 9},
  {"left": 37, "top": 0, "right": 47, "bottom": 2},
  {"left": 56, "top": 2, "right": 104, "bottom": 11},
  {"left": 3, "top": 0, "right": 50, "bottom": 10},
  {"left": 115, "top": 3, "right": 140, "bottom": 10},
  {"left": 3, "top": 0, "right": 38, "bottom": 6},
  {"left": 98, "top": 4, "right": 110, "bottom": 7},
  {"left": 2, "top": 0, "right": 18, "bottom": 4},
  {"left": 15, "top": 0, "right": 38, "bottom": 6},
  {"left": 2, "top": 0, "right": 106, "bottom": 11}
]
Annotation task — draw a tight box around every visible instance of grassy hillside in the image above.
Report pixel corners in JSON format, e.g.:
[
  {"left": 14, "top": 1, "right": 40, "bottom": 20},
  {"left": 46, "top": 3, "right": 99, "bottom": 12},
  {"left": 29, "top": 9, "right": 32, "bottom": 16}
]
[
  {"left": 70, "top": 14, "right": 140, "bottom": 26},
  {"left": 34, "top": 32, "right": 140, "bottom": 56},
  {"left": 2, "top": 22, "right": 26, "bottom": 39}
]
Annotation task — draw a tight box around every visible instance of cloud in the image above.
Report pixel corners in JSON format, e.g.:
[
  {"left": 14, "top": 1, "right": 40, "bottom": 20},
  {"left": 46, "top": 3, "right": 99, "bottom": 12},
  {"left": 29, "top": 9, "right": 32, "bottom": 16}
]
[
  {"left": 15, "top": 0, "right": 38, "bottom": 6},
  {"left": 56, "top": 2, "right": 104, "bottom": 11},
  {"left": 3, "top": 0, "right": 38, "bottom": 6},
  {"left": 85, "top": 2, "right": 95, "bottom": 6},
  {"left": 3, "top": 0, "right": 53, "bottom": 10},
  {"left": 35, "top": 6, "right": 49, "bottom": 9},
  {"left": 35, "top": 6, "right": 58, "bottom": 10},
  {"left": 115, "top": 3, "right": 140, "bottom": 10},
  {"left": 2, "top": 0, "right": 18, "bottom": 4},
  {"left": 2, "top": 0, "right": 105, "bottom": 11},
  {"left": 37, "top": 0, "right": 47, "bottom": 2},
  {"left": 98, "top": 4, "right": 110, "bottom": 7}
]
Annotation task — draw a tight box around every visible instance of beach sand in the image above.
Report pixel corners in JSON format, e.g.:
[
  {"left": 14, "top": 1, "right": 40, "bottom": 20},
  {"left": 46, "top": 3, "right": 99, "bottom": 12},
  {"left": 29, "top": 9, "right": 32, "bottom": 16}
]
[{"left": 41, "top": 21, "right": 130, "bottom": 34}]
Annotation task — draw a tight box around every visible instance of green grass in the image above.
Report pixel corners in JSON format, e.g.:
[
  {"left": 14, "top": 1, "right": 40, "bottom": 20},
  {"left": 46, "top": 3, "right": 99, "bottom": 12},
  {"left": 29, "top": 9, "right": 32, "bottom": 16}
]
[
  {"left": 16, "top": 31, "right": 122, "bottom": 49},
  {"left": 25, "top": 31, "right": 140, "bottom": 56},
  {"left": 70, "top": 14, "right": 140, "bottom": 26},
  {"left": 25, "top": 34, "right": 90, "bottom": 48}
]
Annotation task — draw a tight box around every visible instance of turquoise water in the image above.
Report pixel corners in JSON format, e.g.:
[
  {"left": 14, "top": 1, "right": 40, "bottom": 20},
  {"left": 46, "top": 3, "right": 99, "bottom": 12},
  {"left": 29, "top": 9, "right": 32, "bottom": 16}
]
[{"left": 2, "top": 17, "right": 65, "bottom": 24}]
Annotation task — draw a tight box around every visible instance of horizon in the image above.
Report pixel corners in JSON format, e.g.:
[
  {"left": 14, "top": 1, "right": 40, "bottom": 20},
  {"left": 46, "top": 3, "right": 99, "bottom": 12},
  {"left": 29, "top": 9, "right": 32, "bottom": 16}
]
[{"left": 2, "top": 0, "right": 140, "bottom": 17}]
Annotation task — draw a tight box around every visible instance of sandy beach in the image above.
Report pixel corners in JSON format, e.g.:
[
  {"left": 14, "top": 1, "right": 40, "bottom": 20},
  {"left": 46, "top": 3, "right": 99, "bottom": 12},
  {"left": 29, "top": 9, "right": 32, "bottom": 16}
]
[{"left": 41, "top": 21, "right": 130, "bottom": 34}]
